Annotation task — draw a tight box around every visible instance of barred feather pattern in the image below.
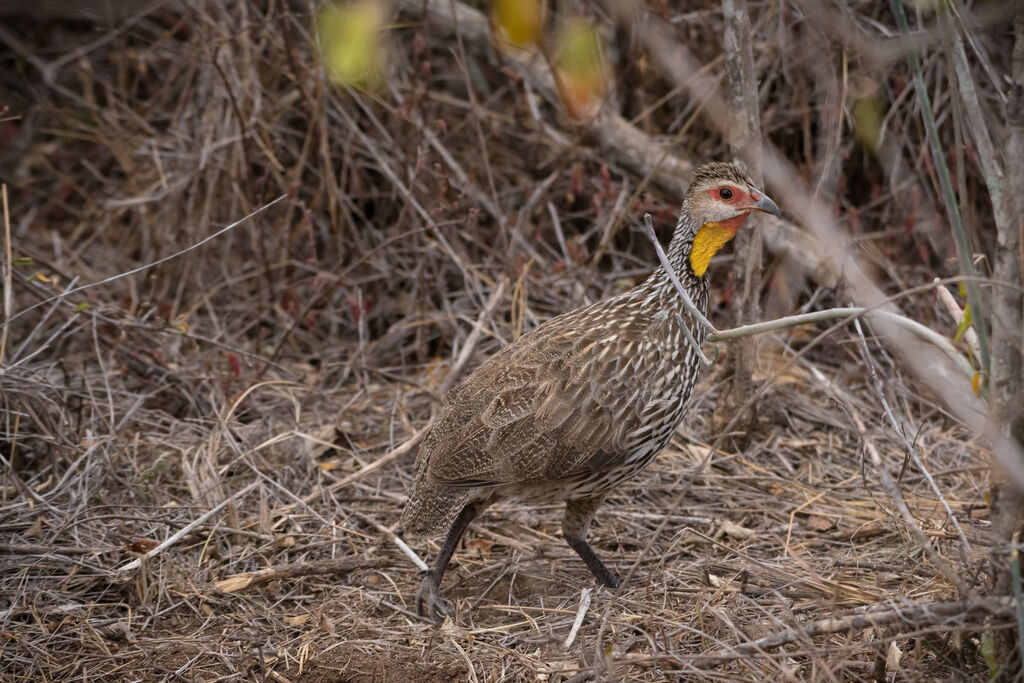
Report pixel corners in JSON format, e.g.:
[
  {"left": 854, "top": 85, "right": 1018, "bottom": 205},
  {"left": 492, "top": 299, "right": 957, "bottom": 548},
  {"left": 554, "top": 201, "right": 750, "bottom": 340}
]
[{"left": 400, "top": 162, "right": 755, "bottom": 537}]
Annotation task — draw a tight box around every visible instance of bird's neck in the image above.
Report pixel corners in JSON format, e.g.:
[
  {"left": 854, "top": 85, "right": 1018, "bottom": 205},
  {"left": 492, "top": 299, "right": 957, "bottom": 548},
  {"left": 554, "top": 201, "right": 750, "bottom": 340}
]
[{"left": 640, "top": 213, "right": 709, "bottom": 317}]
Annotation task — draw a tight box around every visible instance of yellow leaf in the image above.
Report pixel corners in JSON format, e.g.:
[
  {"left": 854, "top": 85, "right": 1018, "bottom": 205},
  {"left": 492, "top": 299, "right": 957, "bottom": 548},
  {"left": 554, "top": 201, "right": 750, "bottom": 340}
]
[
  {"left": 317, "top": 0, "right": 386, "bottom": 89},
  {"left": 494, "top": 0, "right": 543, "bottom": 47}
]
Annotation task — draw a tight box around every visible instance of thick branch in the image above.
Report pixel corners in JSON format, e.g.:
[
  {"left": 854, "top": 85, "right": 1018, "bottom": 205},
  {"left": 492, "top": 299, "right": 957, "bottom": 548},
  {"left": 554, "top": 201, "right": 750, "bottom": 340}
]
[{"left": 718, "top": 0, "right": 765, "bottom": 434}]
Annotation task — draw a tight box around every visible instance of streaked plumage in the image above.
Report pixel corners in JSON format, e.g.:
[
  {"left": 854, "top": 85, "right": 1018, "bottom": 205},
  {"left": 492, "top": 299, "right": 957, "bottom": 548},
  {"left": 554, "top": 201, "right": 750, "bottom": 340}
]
[{"left": 400, "top": 162, "right": 780, "bottom": 622}]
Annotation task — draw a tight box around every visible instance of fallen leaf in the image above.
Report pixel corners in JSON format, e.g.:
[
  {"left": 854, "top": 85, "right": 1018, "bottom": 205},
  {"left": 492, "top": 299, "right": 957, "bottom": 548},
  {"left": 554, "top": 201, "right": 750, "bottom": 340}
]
[
  {"left": 849, "top": 522, "right": 887, "bottom": 541},
  {"left": 719, "top": 519, "right": 756, "bottom": 540},
  {"left": 213, "top": 574, "right": 253, "bottom": 593},
  {"left": 319, "top": 611, "right": 335, "bottom": 635},
  {"left": 804, "top": 514, "right": 836, "bottom": 532},
  {"left": 465, "top": 537, "right": 494, "bottom": 556},
  {"left": 23, "top": 516, "right": 46, "bottom": 539},
  {"left": 126, "top": 539, "right": 158, "bottom": 554},
  {"left": 284, "top": 614, "right": 311, "bottom": 627},
  {"left": 886, "top": 641, "right": 903, "bottom": 670}
]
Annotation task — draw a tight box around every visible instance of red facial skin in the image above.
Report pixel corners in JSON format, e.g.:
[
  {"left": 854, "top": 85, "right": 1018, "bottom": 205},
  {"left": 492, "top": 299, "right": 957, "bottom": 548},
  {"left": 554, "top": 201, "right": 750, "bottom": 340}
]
[
  {"left": 705, "top": 185, "right": 758, "bottom": 234},
  {"left": 706, "top": 185, "right": 760, "bottom": 207}
]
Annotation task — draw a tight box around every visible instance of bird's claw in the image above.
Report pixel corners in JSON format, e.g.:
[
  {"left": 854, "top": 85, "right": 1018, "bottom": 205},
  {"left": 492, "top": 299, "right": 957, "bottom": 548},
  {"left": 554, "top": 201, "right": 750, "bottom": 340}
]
[{"left": 415, "top": 571, "right": 449, "bottom": 625}]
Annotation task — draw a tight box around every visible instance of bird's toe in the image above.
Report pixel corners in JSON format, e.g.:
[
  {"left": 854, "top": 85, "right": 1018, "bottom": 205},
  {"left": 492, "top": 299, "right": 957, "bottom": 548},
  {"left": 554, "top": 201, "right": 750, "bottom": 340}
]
[{"left": 415, "top": 574, "right": 449, "bottom": 625}]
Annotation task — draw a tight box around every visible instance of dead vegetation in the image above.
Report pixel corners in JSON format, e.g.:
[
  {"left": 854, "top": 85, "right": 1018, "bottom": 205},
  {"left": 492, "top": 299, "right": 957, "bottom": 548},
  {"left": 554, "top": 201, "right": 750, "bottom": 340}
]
[{"left": 1, "top": 0, "right": 1021, "bottom": 680}]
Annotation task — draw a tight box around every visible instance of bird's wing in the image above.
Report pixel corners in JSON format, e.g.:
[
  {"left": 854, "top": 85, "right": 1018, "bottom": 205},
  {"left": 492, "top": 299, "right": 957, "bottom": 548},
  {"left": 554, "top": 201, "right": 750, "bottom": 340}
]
[{"left": 424, "top": 299, "right": 670, "bottom": 488}]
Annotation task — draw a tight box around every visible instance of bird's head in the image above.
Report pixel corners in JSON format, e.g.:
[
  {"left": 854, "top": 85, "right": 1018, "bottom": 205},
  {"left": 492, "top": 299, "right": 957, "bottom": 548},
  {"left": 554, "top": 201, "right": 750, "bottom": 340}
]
[{"left": 681, "top": 162, "right": 781, "bottom": 277}]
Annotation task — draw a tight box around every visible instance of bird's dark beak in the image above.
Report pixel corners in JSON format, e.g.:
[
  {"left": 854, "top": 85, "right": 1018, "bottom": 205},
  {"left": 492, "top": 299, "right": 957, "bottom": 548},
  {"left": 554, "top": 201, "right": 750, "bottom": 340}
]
[{"left": 749, "top": 190, "right": 781, "bottom": 217}]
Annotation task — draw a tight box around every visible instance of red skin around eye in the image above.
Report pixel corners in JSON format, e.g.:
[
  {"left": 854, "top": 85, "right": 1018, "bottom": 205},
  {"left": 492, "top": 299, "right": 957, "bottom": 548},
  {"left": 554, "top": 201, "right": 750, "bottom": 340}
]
[{"left": 705, "top": 186, "right": 754, "bottom": 204}]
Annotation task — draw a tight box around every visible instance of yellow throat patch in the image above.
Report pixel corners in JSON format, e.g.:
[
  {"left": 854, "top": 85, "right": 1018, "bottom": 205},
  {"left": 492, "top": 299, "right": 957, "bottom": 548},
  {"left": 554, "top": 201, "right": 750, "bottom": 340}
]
[{"left": 689, "top": 218, "right": 744, "bottom": 277}]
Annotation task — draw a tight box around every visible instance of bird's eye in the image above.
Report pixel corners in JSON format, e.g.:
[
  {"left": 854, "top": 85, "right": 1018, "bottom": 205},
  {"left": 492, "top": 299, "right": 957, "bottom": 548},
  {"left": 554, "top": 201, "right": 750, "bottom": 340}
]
[{"left": 719, "top": 187, "right": 734, "bottom": 200}]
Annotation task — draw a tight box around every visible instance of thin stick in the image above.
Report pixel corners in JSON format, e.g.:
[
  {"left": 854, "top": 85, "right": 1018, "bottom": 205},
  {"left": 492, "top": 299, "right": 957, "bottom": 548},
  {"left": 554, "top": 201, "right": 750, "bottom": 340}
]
[
  {"left": 6, "top": 194, "right": 287, "bottom": 326},
  {"left": 674, "top": 312, "right": 713, "bottom": 366},
  {"left": 950, "top": 32, "right": 1003, "bottom": 209},
  {"left": 562, "top": 587, "right": 592, "bottom": 650},
  {"left": 440, "top": 279, "right": 508, "bottom": 395},
  {"left": 1012, "top": 530, "right": 1024, "bottom": 667},
  {"left": 642, "top": 213, "right": 716, "bottom": 333},
  {"left": 0, "top": 543, "right": 107, "bottom": 555},
  {"left": 117, "top": 481, "right": 259, "bottom": 572},
  {"left": 350, "top": 510, "right": 428, "bottom": 572},
  {"left": 1, "top": 184, "right": 10, "bottom": 364}
]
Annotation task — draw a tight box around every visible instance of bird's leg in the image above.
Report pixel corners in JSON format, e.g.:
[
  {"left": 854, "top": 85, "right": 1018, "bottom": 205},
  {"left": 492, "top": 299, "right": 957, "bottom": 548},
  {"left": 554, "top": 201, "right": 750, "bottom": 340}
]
[
  {"left": 562, "top": 495, "right": 620, "bottom": 589},
  {"left": 417, "top": 500, "right": 487, "bottom": 624}
]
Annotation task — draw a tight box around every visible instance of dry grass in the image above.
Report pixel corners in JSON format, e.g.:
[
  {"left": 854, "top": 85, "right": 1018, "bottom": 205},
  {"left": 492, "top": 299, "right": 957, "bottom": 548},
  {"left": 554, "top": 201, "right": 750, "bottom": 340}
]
[{"left": 0, "top": 1, "right": 1017, "bottom": 680}]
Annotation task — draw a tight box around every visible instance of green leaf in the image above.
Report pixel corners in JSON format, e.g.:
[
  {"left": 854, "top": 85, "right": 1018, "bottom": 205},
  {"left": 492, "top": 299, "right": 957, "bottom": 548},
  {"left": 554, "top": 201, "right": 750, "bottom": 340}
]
[
  {"left": 981, "top": 630, "right": 998, "bottom": 678},
  {"left": 954, "top": 303, "right": 973, "bottom": 343},
  {"left": 12, "top": 257, "right": 33, "bottom": 266},
  {"left": 74, "top": 302, "right": 91, "bottom": 312}
]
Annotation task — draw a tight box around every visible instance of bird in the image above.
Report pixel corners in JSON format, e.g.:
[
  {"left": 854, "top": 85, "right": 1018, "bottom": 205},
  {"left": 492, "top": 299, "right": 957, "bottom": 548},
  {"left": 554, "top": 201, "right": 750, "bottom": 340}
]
[{"left": 399, "top": 162, "right": 780, "bottom": 623}]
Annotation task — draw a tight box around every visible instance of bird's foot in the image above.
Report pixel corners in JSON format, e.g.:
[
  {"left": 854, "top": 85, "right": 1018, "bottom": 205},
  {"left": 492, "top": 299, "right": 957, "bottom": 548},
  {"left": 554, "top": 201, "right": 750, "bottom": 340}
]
[
  {"left": 415, "top": 570, "right": 449, "bottom": 625},
  {"left": 603, "top": 574, "right": 621, "bottom": 590}
]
